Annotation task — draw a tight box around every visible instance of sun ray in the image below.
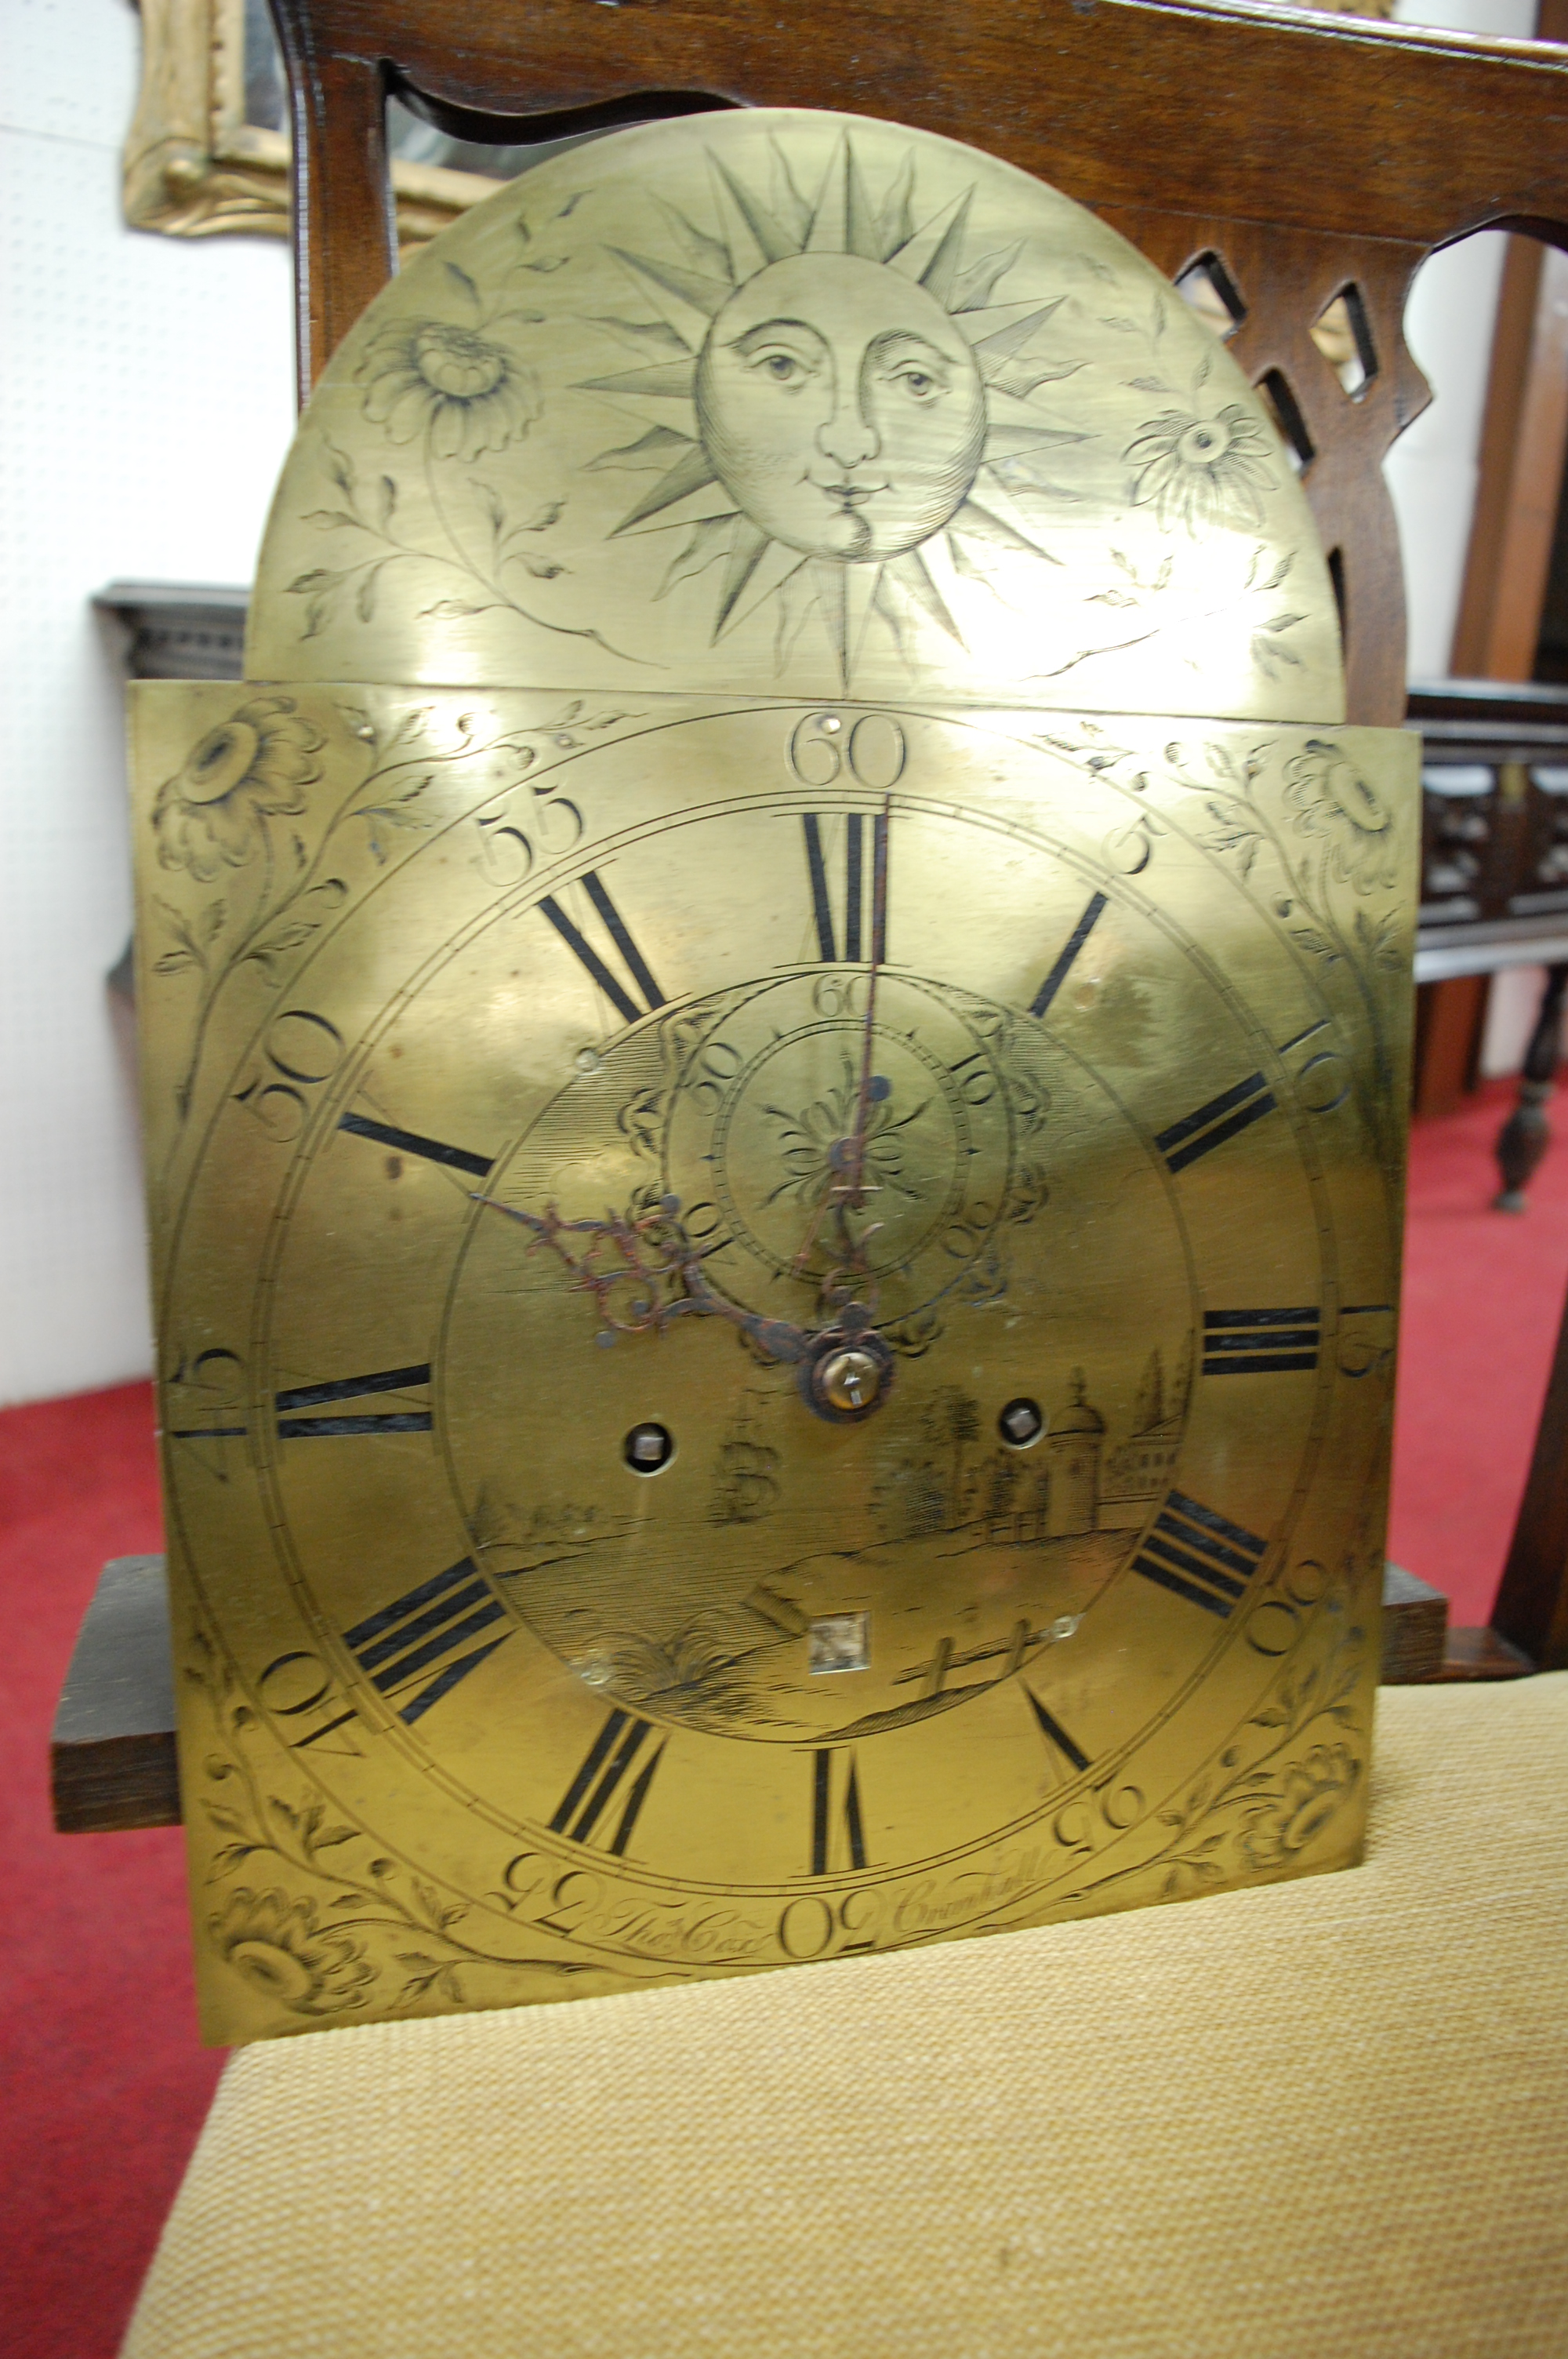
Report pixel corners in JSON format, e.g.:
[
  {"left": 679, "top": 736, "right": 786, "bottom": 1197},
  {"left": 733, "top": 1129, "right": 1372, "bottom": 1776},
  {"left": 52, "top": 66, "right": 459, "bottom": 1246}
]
[
  {"left": 949, "top": 496, "right": 1057, "bottom": 562},
  {"left": 710, "top": 155, "right": 800, "bottom": 272},
  {"left": 813, "top": 555, "right": 850, "bottom": 687},
  {"left": 611, "top": 442, "right": 724, "bottom": 533},
  {"left": 882, "top": 548, "right": 965, "bottom": 645},
  {"left": 713, "top": 517, "right": 771, "bottom": 635},
  {"left": 969, "top": 307, "right": 1062, "bottom": 384},
  {"left": 575, "top": 358, "right": 702, "bottom": 399},
  {"left": 874, "top": 152, "right": 916, "bottom": 262},
  {"left": 583, "top": 424, "right": 702, "bottom": 474},
  {"left": 657, "top": 514, "right": 742, "bottom": 598},
  {"left": 605, "top": 248, "right": 729, "bottom": 347},
  {"left": 983, "top": 414, "right": 1089, "bottom": 458},
  {"left": 768, "top": 139, "right": 814, "bottom": 249},
  {"left": 952, "top": 242, "right": 1025, "bottom": 314}
]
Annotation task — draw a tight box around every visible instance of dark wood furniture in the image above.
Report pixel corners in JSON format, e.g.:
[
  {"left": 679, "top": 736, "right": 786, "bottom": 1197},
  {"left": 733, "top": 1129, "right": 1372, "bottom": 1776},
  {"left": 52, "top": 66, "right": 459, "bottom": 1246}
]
[
  {"left": 55, "top": 0, "right": 1568, "bottom": 1837},
  {"left": 1410, "top": 678, "right": 1568, "bottom": 1202}
]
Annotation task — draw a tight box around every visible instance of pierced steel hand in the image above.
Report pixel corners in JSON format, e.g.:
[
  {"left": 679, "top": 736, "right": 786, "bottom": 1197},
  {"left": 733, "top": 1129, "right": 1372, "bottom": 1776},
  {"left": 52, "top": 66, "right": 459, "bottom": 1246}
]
[{"left": 790, "top": 794, "right": 891, "bottom": 1294}]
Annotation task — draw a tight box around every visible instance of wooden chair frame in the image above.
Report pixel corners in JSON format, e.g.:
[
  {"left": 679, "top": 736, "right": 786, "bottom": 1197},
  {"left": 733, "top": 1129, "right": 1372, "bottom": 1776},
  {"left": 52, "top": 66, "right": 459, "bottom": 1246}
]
[{"left": 56, "top": 0, "right": 1568, "bottom": 1842}]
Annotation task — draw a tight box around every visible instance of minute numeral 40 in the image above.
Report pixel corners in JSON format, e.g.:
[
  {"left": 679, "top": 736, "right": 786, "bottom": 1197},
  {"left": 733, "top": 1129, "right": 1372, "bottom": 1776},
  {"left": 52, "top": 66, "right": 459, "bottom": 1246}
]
[
  {"left": 1203, "top": 1308, "right": 1320, "bottom": 1376},
  {"left": 550, "top": 1709, "right": 665, "bottom": 1856},
  {"left": 342, "top": 1559, "right": 507, "bottom": 1726},
  {"left": 801, "top": 811, "right": 888, "bottom": 965},
  {"left": 539, "top": 872, "right": 666, "bottom": 1026},
  {"left": 1133, "top": 1492, "right": 1267, "bottom": 1619}
]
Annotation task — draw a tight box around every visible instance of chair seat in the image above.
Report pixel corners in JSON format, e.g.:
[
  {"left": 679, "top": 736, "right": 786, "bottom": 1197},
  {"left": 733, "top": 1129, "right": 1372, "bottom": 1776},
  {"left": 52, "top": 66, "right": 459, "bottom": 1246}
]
[{"left": 125, "top": 1676, "right": 1568, "bottom": 2359}]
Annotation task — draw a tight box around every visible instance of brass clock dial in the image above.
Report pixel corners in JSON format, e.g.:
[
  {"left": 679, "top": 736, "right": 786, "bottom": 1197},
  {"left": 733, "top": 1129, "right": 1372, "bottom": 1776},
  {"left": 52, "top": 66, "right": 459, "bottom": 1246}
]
[{"left": 132, "top": 686, "right": 1416, "bottom": 2041}]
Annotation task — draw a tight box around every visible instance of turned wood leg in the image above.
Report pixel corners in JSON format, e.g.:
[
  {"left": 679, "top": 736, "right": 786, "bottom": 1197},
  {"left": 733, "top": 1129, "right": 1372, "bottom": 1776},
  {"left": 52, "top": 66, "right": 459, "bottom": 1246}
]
[{"left": 1494, "top": 963, "right": 1568, "bottom": 1211}]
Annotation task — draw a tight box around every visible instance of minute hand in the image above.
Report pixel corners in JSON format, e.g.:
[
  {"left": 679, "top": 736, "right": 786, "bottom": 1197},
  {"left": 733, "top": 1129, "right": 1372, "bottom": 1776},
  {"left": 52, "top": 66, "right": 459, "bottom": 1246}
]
[{"left": 842, "top": 794, "right": 891, "bottom": 1210}]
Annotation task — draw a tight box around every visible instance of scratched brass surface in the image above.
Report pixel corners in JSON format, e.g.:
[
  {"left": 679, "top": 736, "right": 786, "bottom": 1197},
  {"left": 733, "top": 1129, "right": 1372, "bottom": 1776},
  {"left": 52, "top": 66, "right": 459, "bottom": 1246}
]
[
  {"left": 132, "top": 682, "right": 1415, "bottom": 2042},
  {"left": 246, "top": 111, "right": 1343, "bottom": 723}
]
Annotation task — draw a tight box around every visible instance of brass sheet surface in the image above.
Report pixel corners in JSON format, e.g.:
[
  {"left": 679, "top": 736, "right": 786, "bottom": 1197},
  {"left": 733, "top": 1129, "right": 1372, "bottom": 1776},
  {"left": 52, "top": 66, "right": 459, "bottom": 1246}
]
[
  {"left": 246, "top": 111, "right": 1343, "bottom": 722},
  {"left": 131, "top": 682, "right": 1414, "bottom": 2041}
]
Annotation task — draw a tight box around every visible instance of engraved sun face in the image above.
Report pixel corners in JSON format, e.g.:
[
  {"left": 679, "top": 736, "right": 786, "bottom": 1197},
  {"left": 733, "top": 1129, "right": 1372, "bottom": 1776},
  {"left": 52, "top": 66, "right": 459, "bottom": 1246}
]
[
  {"left": 578, "top": 136, "right": 1081, "bottom": 688},
  {"left": 695, "top": 254, "right": 988, "bottom": 562}
]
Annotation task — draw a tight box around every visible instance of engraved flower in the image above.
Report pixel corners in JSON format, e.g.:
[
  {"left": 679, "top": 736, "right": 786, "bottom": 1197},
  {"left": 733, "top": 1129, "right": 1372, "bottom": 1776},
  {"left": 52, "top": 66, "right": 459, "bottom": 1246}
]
[
  {"left": 1283, "top": 739, "right": 1400, "bottom": 893},
  {"left": 209, "top": 1885, "right": 375, "bottom": 2016},
  {"left": 763, "top": 1057, "right": 928, "bottom": 1209},
  {"left": 1237, "top": 1743, "right": 1360, "bottom": 1870},
  {"left": 1125, "top": 405, "right": 1275, "bottom": 533},
  {"left": 357, "top": 319, "right": 543, "bottom": 460},
  {"left": 153, "top": 696, "right": 325, "bottom": 881}
]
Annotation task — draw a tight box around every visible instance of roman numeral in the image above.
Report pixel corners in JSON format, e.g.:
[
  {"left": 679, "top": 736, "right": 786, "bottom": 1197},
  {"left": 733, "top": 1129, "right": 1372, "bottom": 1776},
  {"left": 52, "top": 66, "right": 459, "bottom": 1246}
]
[
  {"left": 337, "top": 1112, "right": 494, "bottom": 1178},
  {"left": 274, "top": 1363, "right": 433, "bottom": 1438},
  {"left": 1133, "top": 1492, "right": 1267, "bottom": 1619},
  {"left": 539, "top": 872, "right": 666, "bottom": 1025},
  {"left": 810, "top": 1747, "right": 868, "bottom": 1874},
  {"left": 802, "top": 811, "right": 888, "bottom": 964},
  {"left": 550, "top": 1709, "right": 665, "bottom": 1856},
  {"left": 1022, "top": 1687, "right": 1091, "bottom": 1776},
  {"left": 1030, "top": 890, "right": 1108, "bottom": 1019},
  {"left": 1155, "top": 1072, "right": 1278, "bottom": 1175},
  {"left": 342, "top": 1559, "right": 507, "bottom": 1725},
  {"left": 1203, "top": 1307, "right": 1321, "bottom": 1376}
]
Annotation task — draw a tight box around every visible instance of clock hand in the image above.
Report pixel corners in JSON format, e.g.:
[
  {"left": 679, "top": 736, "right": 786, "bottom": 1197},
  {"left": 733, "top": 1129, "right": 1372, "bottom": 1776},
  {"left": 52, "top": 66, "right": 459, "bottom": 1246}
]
[
  {"left": 791, "top": 795, "right": 892, "bottom": 1283},
  {"left": 472, "top": 1194, "right": 891, "bottom": 1420},
  {"left": 843, "top": 794, "right": 893, "bottom": 1212}
]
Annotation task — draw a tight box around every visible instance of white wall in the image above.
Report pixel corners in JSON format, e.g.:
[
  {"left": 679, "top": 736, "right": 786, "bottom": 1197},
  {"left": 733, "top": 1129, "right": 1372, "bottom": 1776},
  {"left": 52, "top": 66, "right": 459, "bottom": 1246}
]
[
  {"left": 1388, "top": 0, "right": 1540, "bottom": 676},
  {"left": 0, "top": 0, "right": 295, "bottom": 1405},
  {"left": 0, "top": 0, "right": 1544, "bottom": 1406}
]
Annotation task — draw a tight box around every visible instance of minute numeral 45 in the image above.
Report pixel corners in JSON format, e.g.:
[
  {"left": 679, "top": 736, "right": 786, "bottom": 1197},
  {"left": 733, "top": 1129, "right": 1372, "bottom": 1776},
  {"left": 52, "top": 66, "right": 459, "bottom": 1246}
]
[
  {"left": 550, "top": 1709, "right": 665, "bottom": 1856},
  {"left": 1133, "top": 1492, "right": 1266, "bottom": 1620},
  {"left": 802, "top": 812, "right": 888, "bottom": 964},
  {"left": 1203, "top": 1308, "right": 1320, "bottom": 1376},
  {"left": 539, "top": 872, "right": 666, "bottom": 1025},
  {"left": 342, "top": 1559, "right": 507, "bottom": 1726},
  {"left": 1156, "top": 1072, "right": 1278, "bottom": 1175}
]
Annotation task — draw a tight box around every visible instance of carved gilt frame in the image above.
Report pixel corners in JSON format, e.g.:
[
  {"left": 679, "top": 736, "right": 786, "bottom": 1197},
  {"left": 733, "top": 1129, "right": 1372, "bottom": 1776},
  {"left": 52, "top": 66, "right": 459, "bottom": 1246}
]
[{"left": 123, "top": 0, "right": 492, "bottom": 249}]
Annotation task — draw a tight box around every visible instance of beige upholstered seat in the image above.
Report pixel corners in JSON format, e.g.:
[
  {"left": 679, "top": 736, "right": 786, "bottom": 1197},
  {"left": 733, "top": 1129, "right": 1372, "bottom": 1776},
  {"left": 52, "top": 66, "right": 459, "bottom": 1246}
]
[{"left": 125, "top": 1677, "right": 1568, "bottom": 2357}]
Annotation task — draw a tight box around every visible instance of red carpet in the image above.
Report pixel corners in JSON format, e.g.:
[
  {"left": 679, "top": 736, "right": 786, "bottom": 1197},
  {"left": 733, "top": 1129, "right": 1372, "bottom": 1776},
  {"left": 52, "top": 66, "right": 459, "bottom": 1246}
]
[{"left": 2, "top": 1074, "right": 1564, "bottom": 2357}]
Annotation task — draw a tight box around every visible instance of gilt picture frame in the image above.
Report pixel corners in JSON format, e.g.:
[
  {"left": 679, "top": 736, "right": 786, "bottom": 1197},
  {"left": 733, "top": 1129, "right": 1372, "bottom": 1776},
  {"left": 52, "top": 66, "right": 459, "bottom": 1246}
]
[{"left": 122, "top": 0, "right": 497, "bottom": 253}]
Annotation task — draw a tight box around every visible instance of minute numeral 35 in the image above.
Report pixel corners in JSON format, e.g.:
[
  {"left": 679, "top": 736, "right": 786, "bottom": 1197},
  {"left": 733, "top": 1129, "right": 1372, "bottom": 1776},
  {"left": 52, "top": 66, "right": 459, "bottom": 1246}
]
[
  {"left": 801, "top": 811, "right": 888, "bottom": 964},
  {"left": 342, "top": 1559, "right": 507, "bottom": 1726},
  {"left": 1133, "top": 1492, "right": 1267, "bottom": 1619},
  {"left": 550, "top": 1709, "right": 665, "bottom": 1856},
  {"left": 539, "top": 872, "right": 666, "bottom": 1025}
]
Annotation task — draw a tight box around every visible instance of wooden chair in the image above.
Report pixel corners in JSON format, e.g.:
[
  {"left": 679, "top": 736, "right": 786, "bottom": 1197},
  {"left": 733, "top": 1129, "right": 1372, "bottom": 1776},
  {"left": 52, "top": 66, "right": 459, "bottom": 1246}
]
[
  {"left": 89, "top": 14, "right": 1568, "bottom": 2352},
  {"left": 53, "top": 0, "right": 1568, "bottom": 1847}
]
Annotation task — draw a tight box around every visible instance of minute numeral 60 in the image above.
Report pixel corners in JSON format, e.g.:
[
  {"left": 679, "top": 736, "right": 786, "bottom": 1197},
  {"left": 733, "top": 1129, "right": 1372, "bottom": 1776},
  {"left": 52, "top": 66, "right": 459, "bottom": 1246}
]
[{"left": 787, "top": 711, "right": 906, "bottom": 790}]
